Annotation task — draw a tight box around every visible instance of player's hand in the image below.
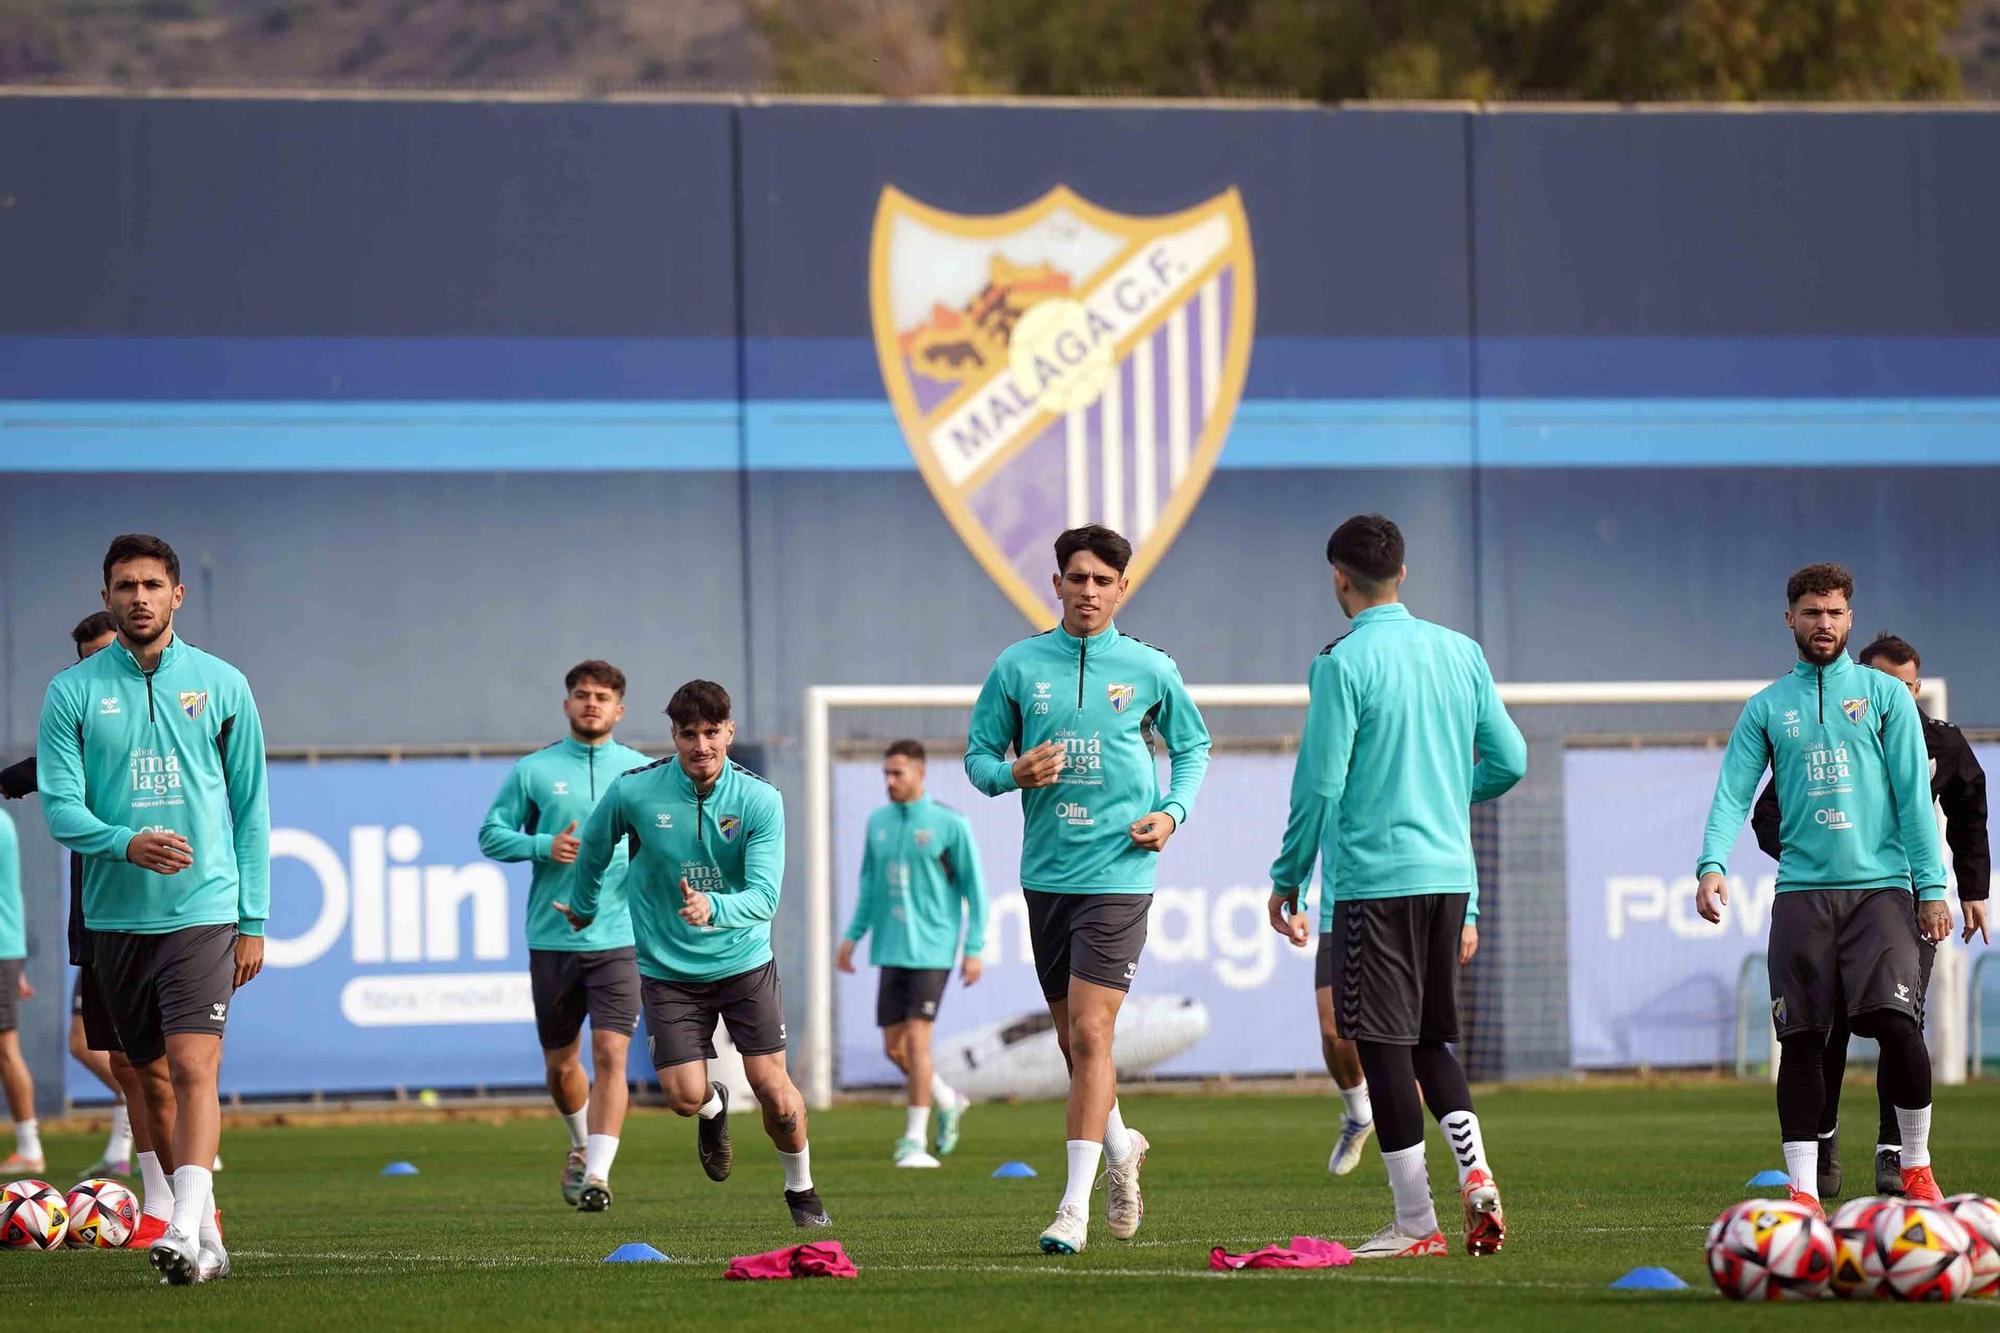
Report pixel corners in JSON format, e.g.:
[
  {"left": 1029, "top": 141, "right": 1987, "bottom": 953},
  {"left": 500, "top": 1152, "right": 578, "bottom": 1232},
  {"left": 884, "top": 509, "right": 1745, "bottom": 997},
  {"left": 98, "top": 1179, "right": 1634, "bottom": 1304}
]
[
  {"left": 1129, "top": 809, "right": 1177, "bottom": 852},
  {"left": 16, "top": 972, "right": 31, "bottom": 1000},
  {"left": 1919, "top": 899, "right": 1952, "bottom": 944},
  {"left": 962, "top": 955, "right": 984, "bottom": 986},
  {"left": 1268, "top": 891, "right": 1309, "bottom": 946},
  {"left": 1963, "top": 899, "right": 1989, "bottom": 945},
  {"left": 127, "top": 829, "right": 193, "bottom": 875},
  {"left": 1011, "top": 741, "right": 1067, "bottom": 789},
  {"left": 1460, "top": 923, "right": 1480, "bottom": 966},
  {"left": 551, "top": 901, "right": 593, "bottom": 932},
  {"left": 836, "top": 939, "right": 857, "bottom": 974},
  {"left": 1696, "top": 871, "right": 1729, "bottom": 924},
  {"left": 233, "top": 934, "right": 265, "bottom": 988},
  {"left": 549, "top": 820, "right": 581, "bottom": 865},
  {"left": 678, "top": 877, "right": 713, "bottom": 927}
]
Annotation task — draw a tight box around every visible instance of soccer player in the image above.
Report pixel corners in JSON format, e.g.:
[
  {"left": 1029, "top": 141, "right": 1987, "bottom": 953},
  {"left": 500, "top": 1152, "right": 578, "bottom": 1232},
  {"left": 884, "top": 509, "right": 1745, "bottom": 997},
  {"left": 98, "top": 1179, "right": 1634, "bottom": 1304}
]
[
  {"left": 37, "top": 533, "right": 270, "bottom": 1284},
  {"left": 966, "top": 524, "right": 1211, "bottom": 1255},
  {"left": 1314, "top": 891, "right": 1479, "bottom": 1177},
  {"left": 0, "top": 805, "right": 35, "bottom": 1174},
  {"left": 1697, "top": 563, "right": 1950, "bottom": 1215},
  {"left": 559, "top": 680, "right": 830, "bottom": 1228},
  {"left": 1268, "top": 514, "right": 1526, "bottom": 1259},
  {"left": 480, "top": 660, "right": 650, "bottom": 1212},
  {"left": 1745, "top": 630, "right": 1986, "bottom": 1198},
  {"left": 836, "top": 739, "right": 988, "bottom": 1166}
]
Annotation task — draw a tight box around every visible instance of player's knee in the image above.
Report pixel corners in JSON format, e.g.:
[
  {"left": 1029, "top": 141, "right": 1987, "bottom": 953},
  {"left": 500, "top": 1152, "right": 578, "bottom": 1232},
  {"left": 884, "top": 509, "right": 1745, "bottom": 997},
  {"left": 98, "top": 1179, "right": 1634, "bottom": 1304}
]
[
  {"left": 1069, "top": 1015, "right": 1114, "bottom": 1061},
  {"left": 68, "top": 1025, "right": 91, "bottom": 1063},
  {"left": 664, "top": 1080, "right": 707, "bottom": 1116},
  {"left": 1851, "top": 1010, "right": 1921, "bottom": 1044},
  {"left": 747, "top": 1066, "right": 794, "bottom": 1108}
]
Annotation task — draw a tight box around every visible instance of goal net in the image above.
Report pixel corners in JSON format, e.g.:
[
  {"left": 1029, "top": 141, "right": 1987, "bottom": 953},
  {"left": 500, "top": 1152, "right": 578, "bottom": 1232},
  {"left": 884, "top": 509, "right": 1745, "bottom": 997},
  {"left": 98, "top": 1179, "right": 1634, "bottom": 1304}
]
[{"left": 795, "top": 679, "right": 1961, "bottom": 1109}]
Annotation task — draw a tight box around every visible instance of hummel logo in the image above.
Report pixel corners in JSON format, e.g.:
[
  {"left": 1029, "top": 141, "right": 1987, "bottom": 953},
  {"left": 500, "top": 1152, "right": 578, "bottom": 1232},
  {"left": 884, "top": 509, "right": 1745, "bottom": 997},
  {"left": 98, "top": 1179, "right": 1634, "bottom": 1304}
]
[
  {"left": 656, "top": 812, "right": 674, "bottom": 828},
  {"left": 1123, "top": 961, "right": 1138, "bottom": 980},
  {"left": 100, "top": 697, "right": 121, "bottom": 714},
  {"left": 210, "top": 1002, "right": 227, "bottom": 1021},
  {"left": 1033, "top": 681, "right": 1052, "bottom": 698},
  {"left": 552, "top": 781, "right": 569, "bottom": 796},
  {"left": 1896, "top": 983, "right": 1911, "bottom": 1001}
]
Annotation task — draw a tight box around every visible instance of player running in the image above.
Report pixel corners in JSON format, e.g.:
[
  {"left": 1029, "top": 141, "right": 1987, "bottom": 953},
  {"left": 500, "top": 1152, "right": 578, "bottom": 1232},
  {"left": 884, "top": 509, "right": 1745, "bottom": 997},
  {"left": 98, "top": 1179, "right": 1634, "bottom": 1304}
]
[
  {"left": 560, "top": 680, "right": 830, "bottom": 1228},
  {"left": 837, "top": 739, "right": 988, "bottom": 1167},
  {"left": 1749, "top": 632, "right": 1988, "bottom": 1199},
  {"left": 1697, "top": 564, "right": 1951, "bottom": 1215},
  {"left": 480, "top": 660, "right": 650, "bottom": 1212},
  {"left": 1268, "top": 514, "right": 1526, "bottom": 1259},
  {"left": 36, "top": 534, "right": 269, "bottom": 1284},
  {"left": 1314, "top": 890, "right": 1479, "bottom": 1177},
  {"left": 3, "top": 612, "right": 185, "bottom": 1238},
  {"left": 966, "top": 524, "right": 1211, "bottom": 1256}
]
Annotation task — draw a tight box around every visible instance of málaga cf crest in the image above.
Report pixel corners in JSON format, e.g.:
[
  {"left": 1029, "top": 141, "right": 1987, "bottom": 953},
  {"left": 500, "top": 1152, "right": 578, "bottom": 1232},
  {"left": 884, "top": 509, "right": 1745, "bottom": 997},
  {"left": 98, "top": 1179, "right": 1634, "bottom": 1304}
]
[{"left": 871, "top": 186, "right": 1255, "bottom": 627}]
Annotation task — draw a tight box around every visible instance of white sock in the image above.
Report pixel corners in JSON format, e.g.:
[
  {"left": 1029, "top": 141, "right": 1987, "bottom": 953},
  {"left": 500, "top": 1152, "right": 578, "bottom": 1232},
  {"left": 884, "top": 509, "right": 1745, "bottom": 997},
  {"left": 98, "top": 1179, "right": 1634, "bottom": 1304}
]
[
  {"left": 199, "top": 1197, "right": 224, "bottom": 1253},
  {"left": 697, "top": 1085, "right": 724, "bottom": 1120},
  {"left": 106, "top": 1103, "right": 133, "bottom": 1161},
  {"left": 1878, "top": 1142, "right": 1900, "bottom": 1155},
  {"left": 584, "top": 1132, "right": 619, "bottom": 1181},
  {"left": 14, "top": 1119, "right": 41, "bottom": 1161},
  {"left": 1438, "top": 1109, "right": 1490, "bottom": 1186},
  {"left": 930, "top": 1072, "right": 961, "bottom": 1111},
  {"left": 139, "top": 1151, "right": 174, "bottom": 1220},
  {"left": 1340, "top": 1082, "right": 1373, "bottom": 1126},
  {"left": 1382, "top": 1142, "right": 1438, "bottom": 1236},
  {"left": 560, "top": 1105, "right": 588, "bottom": 1150},
  {"left": 1103, "top": 1101, "right": 1134, "bottom": 1163},
  {"left": 169, "top": 1165, "right": 213, "bottom": 1240},
  {"left": 904, "top": 1104, "right": 931, "bottom": 1143},
  {"left": 1782, "top": 1140, "right": 1819, "bottom": 1197},
  {"left": 1060, "top": 1140, "right": 1102, "bottom": 1214},
  {"left": 1896, "top": 1106, "right": 1933, "bottom": 1170},
  {"left": 779, "top": 1146, "right": 813, "bottom": 1192}
]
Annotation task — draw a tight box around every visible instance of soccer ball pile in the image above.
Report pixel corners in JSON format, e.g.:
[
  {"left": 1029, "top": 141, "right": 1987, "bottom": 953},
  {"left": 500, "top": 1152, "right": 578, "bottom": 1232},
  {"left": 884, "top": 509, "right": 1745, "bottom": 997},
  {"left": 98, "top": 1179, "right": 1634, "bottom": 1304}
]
[
  {"left": 0, "top": 1177, "right": 140, "bottom": 1252},
  {"left": 1706, "top": 1193, "right": 2000, "bottom": 1303}
]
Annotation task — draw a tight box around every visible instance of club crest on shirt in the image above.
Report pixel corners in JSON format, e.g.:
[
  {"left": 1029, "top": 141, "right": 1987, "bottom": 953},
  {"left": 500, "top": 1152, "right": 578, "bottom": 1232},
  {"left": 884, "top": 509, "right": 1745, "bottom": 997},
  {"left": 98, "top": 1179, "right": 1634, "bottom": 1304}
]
[
  {"left": 914, "top": 828, "right": 933, "bottom": 848},
  {"left": 718, "top": 815, "right": 741, "bottom": 843},
  {"left": 1107, "top": 683, "right": 1136, "bottom": 713},
  {"left": 1841, "top": 697, "right": 1869, "bottom": 724},
  {"left": 871, "top": 184, "right": 1255, "bottom": 629},
  {"left": 179, "top": 690, "right": 207, "bottom": 722}
]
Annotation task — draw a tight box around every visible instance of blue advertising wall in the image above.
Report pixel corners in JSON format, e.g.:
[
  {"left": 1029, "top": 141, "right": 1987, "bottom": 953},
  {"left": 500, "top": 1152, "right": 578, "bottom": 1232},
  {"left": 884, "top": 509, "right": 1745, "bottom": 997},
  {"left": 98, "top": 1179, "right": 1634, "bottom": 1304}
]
[{"left": 2, "top": 95, "right": 1997, "bottom": 1100}]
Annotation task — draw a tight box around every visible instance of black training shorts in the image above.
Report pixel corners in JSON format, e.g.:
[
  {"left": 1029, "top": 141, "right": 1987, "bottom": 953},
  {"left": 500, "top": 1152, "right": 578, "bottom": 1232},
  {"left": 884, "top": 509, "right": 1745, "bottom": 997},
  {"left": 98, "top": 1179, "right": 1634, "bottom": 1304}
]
[
  {"left": 1768, "top": 888, "right": 1925, "bottom": 1039},
  {"left": 529, "top": 946, "right": 641, "bottom": 1050},
  {"left": 1023, "top": 890, "right": 1150, "bottom": 1002},
  {"left": 1327, "top": 893, "right": 1469, "bottom": 1046},
  {"left": 643, "top": 960, "right": 787, "bottom": 1069},
  {"left": 876, "top": 966, "right": 951, "bottom": 1027},
  {"left": 91, "top": 924, "right": 236, "bottom": 1066}
]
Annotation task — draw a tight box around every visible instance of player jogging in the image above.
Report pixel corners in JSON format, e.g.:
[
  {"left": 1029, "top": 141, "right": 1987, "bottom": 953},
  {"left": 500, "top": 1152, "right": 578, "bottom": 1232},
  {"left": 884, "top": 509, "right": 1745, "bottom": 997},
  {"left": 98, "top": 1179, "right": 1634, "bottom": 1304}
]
[
  {"left": 966, "top": 524, "right": 1211, "bottom": 1256},
  {"left": 36, "top": 534, "right": 269, "bottom": 1284},
  {"left": 1268, "top": 514, "right": 1526, "bottom": 1259},
  {"left": 560, "top": 680, "right": 830, "bottom": 1228},
  {"left": 1749, "top": 632, "right": 1988, "bottom": 1199},
  {"left": 1697, "top": 564, "right": 1950, "bottom": 1216},
  {"left": 480, "top": 660, "right": 650, "bottom": 1212},
  {"left": 837, "top": 739, "right": 988, "bottom": 1167}
]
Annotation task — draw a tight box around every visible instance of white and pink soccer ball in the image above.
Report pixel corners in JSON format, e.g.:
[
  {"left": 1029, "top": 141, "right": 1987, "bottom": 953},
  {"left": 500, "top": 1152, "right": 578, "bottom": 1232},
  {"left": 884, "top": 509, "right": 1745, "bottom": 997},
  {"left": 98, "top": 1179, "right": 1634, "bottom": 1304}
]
[
  {"left": 1943, "top": 1194, "right": 2000, "bottom": 1299},
  {"left": 0, "top": 1178, "right": 70, "bottom": 1251},
  {"left": 1871, "top": 1200, "right": 1976, "bottom": 1302},
  {"left": 1828, "top": 1195, "right": 1895, "bottom": 1299},
  {"left": 64, "top": 1178, "right": 139, "bottom": 1250},
  {"left": 1705, "top": 1198, "right": 1835, "bottom": 1300}
]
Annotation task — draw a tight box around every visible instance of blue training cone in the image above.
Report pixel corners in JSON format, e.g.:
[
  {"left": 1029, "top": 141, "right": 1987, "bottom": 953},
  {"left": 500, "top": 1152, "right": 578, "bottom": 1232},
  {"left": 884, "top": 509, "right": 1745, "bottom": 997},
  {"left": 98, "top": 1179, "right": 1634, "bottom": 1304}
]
[
  {"left": 992, "top": 1161, "right": 1038, "bottom": 1179},
  {"left": 1745, "top": 1168, "right": 1790, "bottom": 1188},
  {"left": 381, "top": 1161, "right": 420, "bottom": 1177},
  {"left": 605, "top": 1243, "right": 670, "bottom": 1263},
  {"left": 1610, "top": 1266, "right": 1690, "bottom": 1291}
]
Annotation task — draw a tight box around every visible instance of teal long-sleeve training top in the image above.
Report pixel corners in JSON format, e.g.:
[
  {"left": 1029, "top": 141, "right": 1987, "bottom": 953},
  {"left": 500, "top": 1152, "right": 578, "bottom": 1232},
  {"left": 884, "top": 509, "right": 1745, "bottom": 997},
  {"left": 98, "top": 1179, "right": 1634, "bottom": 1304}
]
[{"left": 844, "top": 794, "right": 988, "bottom": 968}]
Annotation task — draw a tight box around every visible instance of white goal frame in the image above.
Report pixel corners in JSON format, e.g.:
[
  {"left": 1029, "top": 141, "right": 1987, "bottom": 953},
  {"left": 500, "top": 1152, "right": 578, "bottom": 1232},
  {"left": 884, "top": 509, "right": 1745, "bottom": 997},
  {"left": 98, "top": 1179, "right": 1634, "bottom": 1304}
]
[{"left": 799, "top": 678, "right": 1952, "bottom": 1109}]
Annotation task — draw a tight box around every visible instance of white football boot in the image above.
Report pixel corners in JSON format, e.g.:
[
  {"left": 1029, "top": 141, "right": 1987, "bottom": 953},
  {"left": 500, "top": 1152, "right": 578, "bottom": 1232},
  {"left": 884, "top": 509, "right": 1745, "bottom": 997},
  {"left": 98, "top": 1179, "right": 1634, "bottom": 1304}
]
[
  {"left": 1103, "top": 1129, "right": 1149, "bottom": 1240},
  {"left": 1038, "top": 1202, "right": 1089, "bottom": 1254}
]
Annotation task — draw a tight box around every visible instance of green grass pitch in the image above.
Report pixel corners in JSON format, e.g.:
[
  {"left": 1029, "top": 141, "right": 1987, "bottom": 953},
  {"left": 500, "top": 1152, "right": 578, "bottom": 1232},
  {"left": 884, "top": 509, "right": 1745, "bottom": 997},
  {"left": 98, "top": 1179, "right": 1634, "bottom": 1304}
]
[{"left": 10, "top": 1081, "right": 2000, "bottom": 1327}]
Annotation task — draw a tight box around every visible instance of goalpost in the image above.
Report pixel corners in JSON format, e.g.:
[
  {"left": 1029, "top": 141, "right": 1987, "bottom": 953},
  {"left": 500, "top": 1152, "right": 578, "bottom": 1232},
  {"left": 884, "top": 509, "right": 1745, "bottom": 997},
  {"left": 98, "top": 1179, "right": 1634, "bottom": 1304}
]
[{"left": 798, "top": 678, "right": 1955, "bottom": 1110}]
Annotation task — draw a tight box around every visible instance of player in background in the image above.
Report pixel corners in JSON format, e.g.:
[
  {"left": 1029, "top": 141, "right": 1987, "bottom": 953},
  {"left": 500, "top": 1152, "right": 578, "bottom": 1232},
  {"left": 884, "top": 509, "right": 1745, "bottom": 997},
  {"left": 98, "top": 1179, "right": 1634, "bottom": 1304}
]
[
  {"left": 37, "top": 534, "right": 269, "bottom": 1284},
  {"left": 479, "top": 660, "right": 650, "bottom": 1212},
  {"left": 837, "top": 739, "right": 988, "bottom": 1166},
  {"left": 966, "top": 525, "right": 1211, "bottom": 1256},
  {"left": 0, "top": 806, "right": 34, "bottom": 1174},
  {"left": 1268, "top": 514, "right": 1526, "bottom": 1259},
  {"left": 1313, "top": 883, "right": 1480, "bottom": 1177},
  {"left": 1697, "top": 564, "right": 1950, "bottom": 1216},
  {"left": 560, "top": 680, "right": 830, "bottom": 1228},
  {"left": 1747, "top": 631, "right": 1988, "bottom": 1198}
]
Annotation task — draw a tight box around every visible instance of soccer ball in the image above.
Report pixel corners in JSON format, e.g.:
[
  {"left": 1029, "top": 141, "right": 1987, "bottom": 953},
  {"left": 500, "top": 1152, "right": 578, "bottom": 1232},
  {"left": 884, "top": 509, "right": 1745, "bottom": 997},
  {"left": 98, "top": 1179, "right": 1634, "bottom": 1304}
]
[
  {"left": 1828, "top": 1196, "right": 1894, "bottom": 1299},
  {"left": 1704, "top": 1197, "right": 1835, "bottom": 1301},
  {"left": 1873, "top": 1200, "right": 1974, "bottom": 1302},
  {"left": 1944, "top": 1194, "right": 2000, "bottom": 1298},
  {"left": 64, "top": 1178, "right": 139, "bottom": 1249},
  {"left": 0, "top": 1179, "right": 70, "bottom": 1251}
]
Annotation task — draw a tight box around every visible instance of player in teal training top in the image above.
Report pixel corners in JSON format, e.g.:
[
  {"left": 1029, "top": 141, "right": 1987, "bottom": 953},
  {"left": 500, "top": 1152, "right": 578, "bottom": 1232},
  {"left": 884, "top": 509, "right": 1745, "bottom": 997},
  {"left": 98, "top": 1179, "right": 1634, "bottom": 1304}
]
[
  {"left": 36, "top": 533, "right": 269, "bottom": 1286},
  {"left": 1268, "top": 514, "right": 1526, "bottom": 1261},
  {"left": 966, "top": 524, "right": 1211, "bottom": 1256},
  {"left": 1695, "top": 563, "right": 1950, "bottom": 1212},
  {"left": 561, "top": 679, "right": 830, "bottom": 1229},
  {"left": 838, "top": 739, "right": 988, "bottom": 1166},
  {"left": 480, "top": 659, "right": 650, "bottom": 1213},
  {"left": 0, "top": 807, "right": 35, "bottom": 1176}
]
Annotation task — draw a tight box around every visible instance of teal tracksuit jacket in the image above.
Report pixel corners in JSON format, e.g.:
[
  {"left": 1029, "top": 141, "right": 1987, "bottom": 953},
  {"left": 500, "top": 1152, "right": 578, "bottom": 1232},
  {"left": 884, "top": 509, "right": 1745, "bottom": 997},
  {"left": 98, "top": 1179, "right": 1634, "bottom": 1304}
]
[{"left": 844, "top": 795, "right": 988, "bottom": 968}]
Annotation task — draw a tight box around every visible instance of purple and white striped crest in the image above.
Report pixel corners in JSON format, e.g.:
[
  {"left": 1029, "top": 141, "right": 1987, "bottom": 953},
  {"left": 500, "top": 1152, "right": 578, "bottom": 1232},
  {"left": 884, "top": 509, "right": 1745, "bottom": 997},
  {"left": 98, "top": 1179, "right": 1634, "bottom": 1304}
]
[{"left": 871, "top": 186, "right": 1256, "bottom": 627}]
